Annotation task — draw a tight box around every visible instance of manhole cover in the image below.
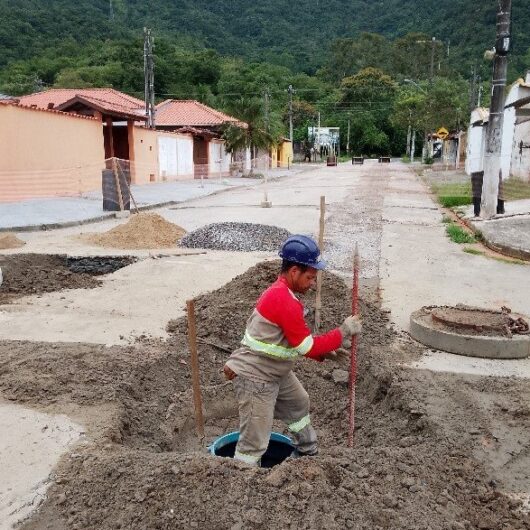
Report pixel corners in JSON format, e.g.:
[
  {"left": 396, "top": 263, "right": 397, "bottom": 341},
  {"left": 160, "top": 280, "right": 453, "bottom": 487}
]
[
  {"left": 410, "top": 306, "right": 530, "bottom": 359},
  {"left": 430, "top": 306, "right": 528, "bottom": 337}
]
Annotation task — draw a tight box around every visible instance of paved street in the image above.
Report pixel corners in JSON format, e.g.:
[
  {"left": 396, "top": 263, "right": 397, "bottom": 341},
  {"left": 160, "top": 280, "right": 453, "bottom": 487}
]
[{"left": 1, "top": 160, "right": 530, "bottom": 528}]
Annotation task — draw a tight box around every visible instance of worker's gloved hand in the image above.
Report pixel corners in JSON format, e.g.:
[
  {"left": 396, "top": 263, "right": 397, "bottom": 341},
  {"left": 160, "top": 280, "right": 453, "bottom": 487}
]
[
  {"left": 340, "top": 315, "right": 362, "bottom": 338},
  {"left": 328, "top": 348, "right": 351, "bottom": 364},
  {"left": 341, "top": 337, "right": 352, "bottom": 350}
]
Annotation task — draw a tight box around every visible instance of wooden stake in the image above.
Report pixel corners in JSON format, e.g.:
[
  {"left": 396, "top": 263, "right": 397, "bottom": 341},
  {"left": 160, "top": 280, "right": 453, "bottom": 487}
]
[
  {"left": 112, "top": 157, "right": 124, "bottom": 212},
  {"left": 117, "top": 161, "right": 139, "bottom": 214},
  {"left": 348, "top": 244, "right": 360, "bottom": 448},
  {"left": 314, "top": 195, "right": 326, "bottom": 332},
  {"left": 186, "top": 299, "right": 205, "bottom": 441}
]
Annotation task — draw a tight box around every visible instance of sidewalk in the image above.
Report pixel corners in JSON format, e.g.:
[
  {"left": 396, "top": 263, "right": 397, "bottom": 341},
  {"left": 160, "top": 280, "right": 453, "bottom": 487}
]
[
  {"left": 0, "top": 167, "right": 305, "bottom": 232},
  {"left": 462, "top": 199, "right": 530, "bottom": 261}
]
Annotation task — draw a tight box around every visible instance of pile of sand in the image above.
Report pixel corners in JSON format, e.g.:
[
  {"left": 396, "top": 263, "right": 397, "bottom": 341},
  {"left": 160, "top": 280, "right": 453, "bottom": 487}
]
[
  {"left": 82, "top": 213, "right": 186, "bottom": 249},
  {"left": 0, "top": 233, "right": 26, "bottom": 250}
]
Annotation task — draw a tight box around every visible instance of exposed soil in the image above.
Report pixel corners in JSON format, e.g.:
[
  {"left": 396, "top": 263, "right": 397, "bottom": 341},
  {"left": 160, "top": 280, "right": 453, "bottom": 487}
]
[
  {"left": 81, "top": 213, "right": 186, "bottom": 249},
  {"left": 0, "top": 232, "right": 26, "bottom": 249},
  {"left": 0, "top": 254, "right": 135, "bottom": 304},
  {"left": 0, "top": 261, "right": 526, "bottom": 529}
]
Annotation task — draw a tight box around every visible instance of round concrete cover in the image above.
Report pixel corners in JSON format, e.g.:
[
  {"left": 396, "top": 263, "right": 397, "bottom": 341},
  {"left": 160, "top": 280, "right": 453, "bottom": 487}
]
[{"left": 410, "top": 307, "right": 530, "bottom": 360}]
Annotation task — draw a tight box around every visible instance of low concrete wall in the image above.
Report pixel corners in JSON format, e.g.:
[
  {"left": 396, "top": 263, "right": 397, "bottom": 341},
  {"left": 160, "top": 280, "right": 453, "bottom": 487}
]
[{"left": 0, "top": 104, "right": 104, "bottom": 201}]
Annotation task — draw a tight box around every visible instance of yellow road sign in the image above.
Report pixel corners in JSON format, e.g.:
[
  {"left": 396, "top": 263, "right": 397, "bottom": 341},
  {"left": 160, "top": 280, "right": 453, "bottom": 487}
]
[{"left": 437, "top": 127, "right": 449, "bottom": 140}]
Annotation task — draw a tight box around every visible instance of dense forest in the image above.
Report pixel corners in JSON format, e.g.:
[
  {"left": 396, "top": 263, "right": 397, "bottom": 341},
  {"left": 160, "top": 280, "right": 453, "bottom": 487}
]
[{"left": 1, "top": 0, "right": 529, "bottom": 155}]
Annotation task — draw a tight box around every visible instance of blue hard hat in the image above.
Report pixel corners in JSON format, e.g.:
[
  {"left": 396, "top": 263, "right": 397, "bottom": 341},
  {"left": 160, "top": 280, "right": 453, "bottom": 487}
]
[{"left": 279, "top": 235, "right": 327, "bottom": 270}]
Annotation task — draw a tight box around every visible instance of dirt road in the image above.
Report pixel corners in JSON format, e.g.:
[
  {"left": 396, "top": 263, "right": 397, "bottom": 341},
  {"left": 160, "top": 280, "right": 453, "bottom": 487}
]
[{"left": 0, "top": 161, "right": 528, "bottom": 529}]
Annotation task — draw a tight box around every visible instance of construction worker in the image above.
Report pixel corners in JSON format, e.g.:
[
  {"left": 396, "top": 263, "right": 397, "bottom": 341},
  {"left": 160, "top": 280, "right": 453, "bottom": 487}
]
[{"left": 223, "top": 235, "right": 361, "bottom": 466}]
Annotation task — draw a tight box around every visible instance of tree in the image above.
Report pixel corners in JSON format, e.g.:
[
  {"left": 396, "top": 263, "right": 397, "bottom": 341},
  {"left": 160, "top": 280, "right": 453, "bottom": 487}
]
[
  {"left": 221, "top": 97, "right": 281, "bottom": 172},
  {"left": 337, "top": 68, "right": 398, "bottom": 155},
  {"left": 321, "top": 33, "right": 391, "bottom": 82}
]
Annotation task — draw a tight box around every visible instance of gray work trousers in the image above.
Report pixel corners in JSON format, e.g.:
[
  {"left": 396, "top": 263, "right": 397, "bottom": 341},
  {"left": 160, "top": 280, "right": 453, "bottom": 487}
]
[{"left": 232, "top": 372, "right": 317, "bottom": 466}]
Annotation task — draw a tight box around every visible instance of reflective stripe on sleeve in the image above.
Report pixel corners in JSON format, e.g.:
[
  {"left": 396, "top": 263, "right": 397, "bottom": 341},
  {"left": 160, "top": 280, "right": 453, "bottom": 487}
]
[
  {"left": 234, "top": 450, "right": 261, "bottom": 465},
  {"left": 294, "top": 335, "right": 314, "bottom": 355},
  {"left": 242, "top": 331, "right": 300, "bottom": 360},
  {"left": 288, "top": 414, "right": 311, "bottom": 433}
]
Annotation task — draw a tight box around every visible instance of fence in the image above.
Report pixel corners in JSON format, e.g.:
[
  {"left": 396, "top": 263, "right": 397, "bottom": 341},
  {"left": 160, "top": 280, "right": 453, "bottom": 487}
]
[{"left": 0, "top": 154, "right": 294, "bottom": 204}]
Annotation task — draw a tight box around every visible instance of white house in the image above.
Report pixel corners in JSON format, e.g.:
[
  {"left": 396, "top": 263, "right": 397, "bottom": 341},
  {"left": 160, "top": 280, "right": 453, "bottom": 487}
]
[
  {"left": 505, "top": 73, "right": 530, "bottom": 180},
  {"left": 466, "top": 72, "right": 530, "bottom": 180},
  {"left": 465, "top": 108, "right": 488, "bottom": 175}
]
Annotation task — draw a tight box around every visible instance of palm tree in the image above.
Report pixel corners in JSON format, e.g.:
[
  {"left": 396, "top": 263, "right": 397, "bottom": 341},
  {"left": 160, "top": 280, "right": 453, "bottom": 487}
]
[{"left": 222, "top": 97, "right": 281, "bottom": 174}]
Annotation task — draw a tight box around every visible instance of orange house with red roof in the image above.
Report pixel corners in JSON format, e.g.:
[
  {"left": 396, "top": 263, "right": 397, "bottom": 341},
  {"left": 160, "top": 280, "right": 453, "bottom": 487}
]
[{"left": 0, "top": 88, "right": 251, "bottom": 201}]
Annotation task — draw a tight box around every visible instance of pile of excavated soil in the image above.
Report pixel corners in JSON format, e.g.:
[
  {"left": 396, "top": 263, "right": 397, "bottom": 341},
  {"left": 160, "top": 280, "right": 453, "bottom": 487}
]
[
  {"left": 0, "top": 254, "right": 134, "bottom": 304},
  {"left": 180, "top": 222, "right": 290, "bottom": 251},
  {"left": 0, "top": 232, "right": 26, "bottom": 249},
  {"left": 83, "top": 213, "right": 186, "bottom": 249},
  {"left": 0, "top": 261, "right": 527, "bottom": 529},
  {"left": 0, "top": 254, "right": 100, "bottom": 304}
]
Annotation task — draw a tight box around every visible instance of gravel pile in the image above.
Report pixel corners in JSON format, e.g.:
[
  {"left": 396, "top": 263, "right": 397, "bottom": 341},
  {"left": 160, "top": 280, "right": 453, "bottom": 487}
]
[
  {"left": 180, "top": 222, "right": 290, "bottom": 252},
  {"left": 66, "top": 256, "right": 137, "bottom": 275}
]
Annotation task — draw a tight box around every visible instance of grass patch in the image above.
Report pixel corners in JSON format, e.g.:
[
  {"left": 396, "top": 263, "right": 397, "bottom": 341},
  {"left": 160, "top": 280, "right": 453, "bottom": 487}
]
[
  {"left": 441, "top": 214, "right": 452, "bottom": 224},
  {"left": 431, "top": 182, "right": 472, "bottom": 208},
  {"left": 503, "top": 177, "right": 530, "bottom": 201},
  {"left": 446, "top": 223, "right": 476, "bottom": 244},
  {"left": 463, "top": 247, "right": 484, "bottom": 255}
]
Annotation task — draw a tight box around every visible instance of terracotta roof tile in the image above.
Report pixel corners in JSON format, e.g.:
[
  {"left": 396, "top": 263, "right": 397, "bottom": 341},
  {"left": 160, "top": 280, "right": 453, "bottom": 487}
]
[
  {"left": 0, "top": 99, "right": 98, "bottom": 121},
  {"left": 155, "top": 100, "right": 246, "bottom": 128},
  {"left": 19, "top": 88, "right": 144, "bottom": 112},
  {"left": 56, "top": 94, "right": 147, "bottom": 120}
]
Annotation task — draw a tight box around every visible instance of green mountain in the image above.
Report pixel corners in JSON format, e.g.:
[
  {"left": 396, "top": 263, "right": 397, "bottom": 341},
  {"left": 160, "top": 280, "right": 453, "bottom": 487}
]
[{"left": 1, "top": 0, "right": 529, "bottom": 74}]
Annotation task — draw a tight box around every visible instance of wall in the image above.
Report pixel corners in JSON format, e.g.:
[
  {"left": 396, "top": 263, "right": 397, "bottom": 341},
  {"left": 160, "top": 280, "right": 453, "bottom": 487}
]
[
  {"left": 501, "top": 106, "right": 516, "bottom": 179},
  {"left": 157, "top": 132, "right": 194, "bottom": 180},
  {"left": 511, "top": 118, "right": 530, "bottom": 180},
  {"left": 208, "top": 140, "right": 231, "bottom": 177},
  {"left": 278, "top": 141, "right": 293, "bottom": 167},
  {"left": 465, "top": 124, "right": 486, "bottom": 175},
  {"left": 131, "top": 126, "right": 159, "bottom": 185},
  {"left": 0, "top": 104, "right": 104, "bottom": 201}
]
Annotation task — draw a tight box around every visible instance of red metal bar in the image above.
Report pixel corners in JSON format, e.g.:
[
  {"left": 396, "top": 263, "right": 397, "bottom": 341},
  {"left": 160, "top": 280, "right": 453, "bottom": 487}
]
[{"left": 348, "top": 244, "right": 360, "bottom": 447}]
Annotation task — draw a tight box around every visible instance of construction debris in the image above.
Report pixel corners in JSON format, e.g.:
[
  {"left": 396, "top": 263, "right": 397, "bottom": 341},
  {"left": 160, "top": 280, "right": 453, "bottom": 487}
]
[
  {"left": 0, "top": 233, "right": 25, "bottom": 249},
  {"left": 82, "top": 213, "right": 186, "bottom": 249},
  {"left": 180, "top": 222, "right": 290, "bottom": 252}
]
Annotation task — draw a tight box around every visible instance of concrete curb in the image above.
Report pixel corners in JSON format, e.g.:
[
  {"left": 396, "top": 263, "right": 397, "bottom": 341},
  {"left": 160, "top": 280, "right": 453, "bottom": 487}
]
[
  {"left": 459, "top": 217, "right": 530, "bottom": 263},
  {"left": 410, "top": 309, "right": 530, "bottom": 360}
]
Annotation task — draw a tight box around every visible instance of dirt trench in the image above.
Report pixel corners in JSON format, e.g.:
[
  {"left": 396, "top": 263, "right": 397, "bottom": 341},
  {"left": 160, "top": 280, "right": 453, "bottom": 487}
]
[
  {"left": 0, "top": 261, "right": 526, "bottom": 529},
  {"left": 0, "top": 254, "right": 136, "bottom": 304}
]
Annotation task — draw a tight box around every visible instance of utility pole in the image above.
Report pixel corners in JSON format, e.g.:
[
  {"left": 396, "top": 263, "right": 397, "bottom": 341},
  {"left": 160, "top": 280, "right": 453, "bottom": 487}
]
[
  {"left": 263, "top": 88, "right": 270, "bottom": 132},
  {"left": 406, "top": 110, "right": 412, "bottom": 157},
  {"left": 430, "top": 36, "right": 436, "bottom": 86},
  {"left": 287, "top": 85, "right": 295, "bottom": 143},
  {"left": 144, "top": 28, "right": 155, "bottom": 129},
  {"left": 481, "top": 0, "right": 512, "bottom": 218},
  {"left": 469, "top": 64, "right": 477, "bottom": 112},
  {"left": 346, "top": 117, "right": 351, "bottom": 155}
]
